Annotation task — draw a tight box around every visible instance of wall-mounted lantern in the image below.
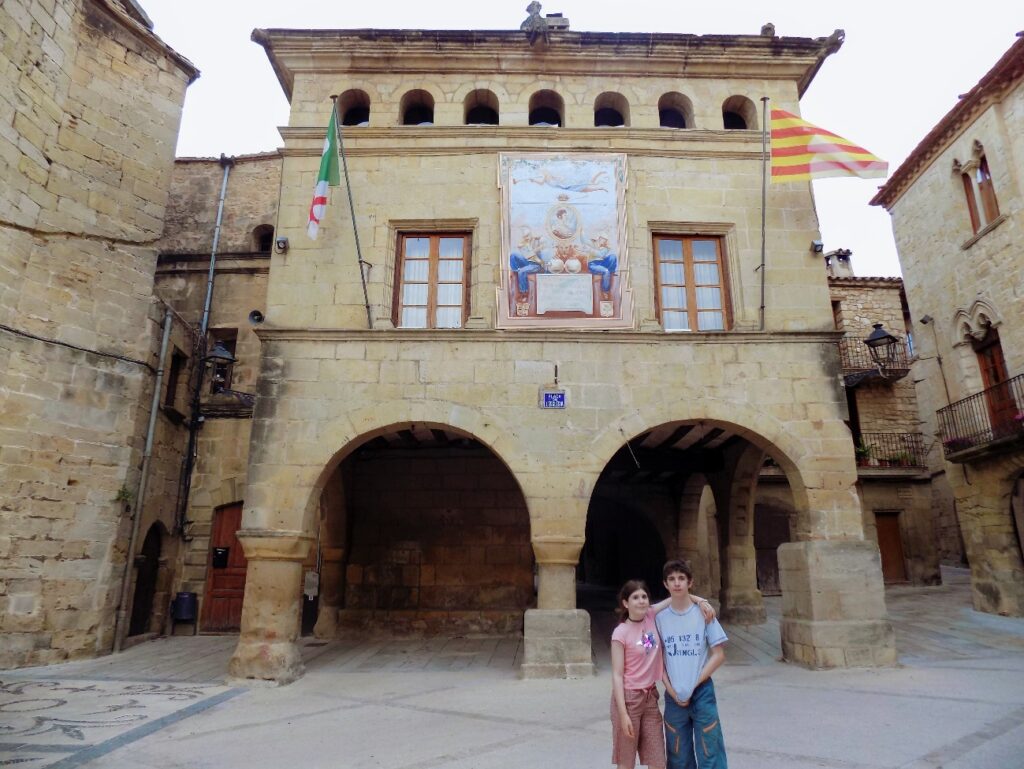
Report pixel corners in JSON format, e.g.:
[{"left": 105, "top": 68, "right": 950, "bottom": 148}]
[
  {"left": 204, "top": 341, "right": 237, "bottom": 394},
  {"left": 864, "top": 323, "right": 899, "bottom": 368}
]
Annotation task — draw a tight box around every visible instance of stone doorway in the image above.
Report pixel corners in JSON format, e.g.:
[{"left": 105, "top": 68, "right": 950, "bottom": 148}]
[
  {"left": 129, "top": 524, "right": 163, "bottom": 636},
  {"left": 313, "top": 425, "right": 535, "bottom": 639}
]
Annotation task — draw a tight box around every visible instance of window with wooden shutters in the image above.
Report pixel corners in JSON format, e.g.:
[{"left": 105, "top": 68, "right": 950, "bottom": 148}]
[
  {"left": 394, "top": 233, "right": 470, "bottom": 329},
  {"left": 653, "top": 235, "right": 728, "bottom": 331}
]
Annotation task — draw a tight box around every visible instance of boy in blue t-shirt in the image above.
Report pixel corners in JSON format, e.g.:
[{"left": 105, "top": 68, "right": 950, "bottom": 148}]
[{"left": 655, "top": 559, "right": 728, "bottom": 769}]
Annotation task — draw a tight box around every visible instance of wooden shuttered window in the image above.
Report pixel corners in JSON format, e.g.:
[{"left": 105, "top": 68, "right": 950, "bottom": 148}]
[
  {"left": 653, "top": 235, "right": 729, "bottom": 331},
  {"left": 393, "top": 233, "right": 470, "bottom": 329}
]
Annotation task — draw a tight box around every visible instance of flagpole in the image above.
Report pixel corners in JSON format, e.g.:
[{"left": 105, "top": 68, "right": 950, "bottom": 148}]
[
  {"left": 759, "top": 96, "right": 769, "bottom": 332},
  {"left": 331, "top": 95, "right": 373, "bottom": 329}
]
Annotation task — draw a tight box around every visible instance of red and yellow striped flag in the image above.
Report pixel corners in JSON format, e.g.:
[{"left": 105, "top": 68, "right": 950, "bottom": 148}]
[{"left": 770, "top": 109, "right": 887, "bottom": 183}]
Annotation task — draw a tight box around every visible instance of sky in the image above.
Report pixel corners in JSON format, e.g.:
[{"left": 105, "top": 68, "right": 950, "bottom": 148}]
[{"left": 141, "top": 1, "right": 1023, "bottom": 278}]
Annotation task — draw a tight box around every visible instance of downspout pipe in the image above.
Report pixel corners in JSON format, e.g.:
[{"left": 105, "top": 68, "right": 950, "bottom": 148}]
[
  {"left": 177, "top": 155, "right": 233, "bottom": 535},
  {"left": 113, "top": 306, "right": 174, "bottom": 652},
  {"left": 201, "top": 155, "right": 234, "bottom": 336}
]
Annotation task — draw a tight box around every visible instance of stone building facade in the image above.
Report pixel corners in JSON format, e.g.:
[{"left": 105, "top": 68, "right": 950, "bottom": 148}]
[
  {"left": 0, "top": 0, "right": 197, "bottom": 666},
  {"left": 152, "top": 153, "right": 278, "bottom": 634},
  {"left": 872, "top": 35, "right": 1024, "bottom": 616},
  {"left": 214, "top": 25, "right": 900, "bottom": 684}
]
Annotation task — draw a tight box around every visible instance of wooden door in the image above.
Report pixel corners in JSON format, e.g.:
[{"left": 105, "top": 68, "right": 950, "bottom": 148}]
[
  {"left": 976, "top": 329, "right": 1015, "bottom": 436},
  {"left": 202, "top": 502, "right": 247, "bottom": 632},
  {"left": 875, "top": 512, "right": 907, "bottom": 583}
]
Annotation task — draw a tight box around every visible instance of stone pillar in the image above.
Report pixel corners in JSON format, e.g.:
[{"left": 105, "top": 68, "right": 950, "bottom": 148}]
[
  {"left": 522, "top": 536, "right": 593, "bottom": 679},
  {"left": 955, "top": 474, "right": 1024, "bottom": 616},
  {"left": 712, "top": 445, "right": 766, "bottom": 624},
  {"left": 313, "top": 546, "right": 345, "bottom": 639},
  {"left": 778, "top": 540, "right": 896, "bottom": 667},
  {"left": 720, "top": 542, "right": 766, "bottom": 624},
  {"left": 228, "top": 530, "right": 313, "bottom": 685}
]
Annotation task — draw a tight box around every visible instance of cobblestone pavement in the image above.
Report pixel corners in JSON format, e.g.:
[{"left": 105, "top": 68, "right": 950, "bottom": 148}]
[{"left": 2, "top": 567, "right": 1022, "bottom": 768}]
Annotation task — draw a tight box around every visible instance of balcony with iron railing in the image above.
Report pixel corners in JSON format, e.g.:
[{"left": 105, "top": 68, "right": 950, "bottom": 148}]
[
  {"left": 938, "top": 373, "right": 1024, "bottom": 461},
  {"left": 853, "top": 432, "right": 927, "bottom": 471},
  {"left": 838, "top": 334, "right": 911, "bottom": 388}
]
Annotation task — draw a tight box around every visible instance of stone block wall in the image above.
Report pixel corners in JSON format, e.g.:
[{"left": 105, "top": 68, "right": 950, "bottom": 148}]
[
  {"left": 159, "top": 154, "right": 281, "bottom": 256},
  {"left": 336, "top": 448, "right": 534, "bottom": 634},
  {"left": 0, "top": 0, "right": 194, "bottom": 667}
]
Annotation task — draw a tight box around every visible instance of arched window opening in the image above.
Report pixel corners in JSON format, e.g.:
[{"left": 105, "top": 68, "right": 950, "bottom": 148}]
[
  {"left": 253, "top": 224, "right": 274, "bottom": 254},
  {"left": 594, "top": 92, "right": 629, "bottom": 127},
  {"left": 400, "top": 89, "right": 435, "bottom": 126},
  {"left": 658, "top": 92, "right": 694, "bottom": 129},
  {"left": 722, "top": 95, "right": 757, "bottom": 131},
  {"left": 464, "top": 89, "right": 499, "bottom": 125},
  {"left": 529, "top": 90, "right": 563, "bottom": 127},
  {"left": 339, "top": 89, "right": 371, "bottom": 127}
]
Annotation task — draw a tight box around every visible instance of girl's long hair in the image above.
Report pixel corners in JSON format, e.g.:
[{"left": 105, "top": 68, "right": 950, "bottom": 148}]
[{"left": 614, "top": 579, "right": 650, "bottom": 623}]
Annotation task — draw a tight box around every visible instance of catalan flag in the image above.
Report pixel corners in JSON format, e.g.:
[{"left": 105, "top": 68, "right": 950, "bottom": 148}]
[{"left": 770, "top": 109, "right": 887, "bottom": 183}]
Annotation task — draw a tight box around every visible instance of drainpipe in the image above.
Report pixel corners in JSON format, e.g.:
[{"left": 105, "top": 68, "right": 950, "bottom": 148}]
[
  {"left": 113, "top": 306, "right": 174, "bottom": 652},
  {"left": 177, "top": 155, "right": 233, "bottom": 535}
]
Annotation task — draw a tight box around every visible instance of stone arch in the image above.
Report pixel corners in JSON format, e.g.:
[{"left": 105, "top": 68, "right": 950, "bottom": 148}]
[
  {"left": 589, "top": 404, "right": 814, "bottom": 519},
  {"left": 658, "top": 92, "right": 694, "bottom": 128},
  {"left": 313, "top": 420, "right": 535, "bottom": 638},
  {"left": 463, "top": 88, "right": 500, "bottom": 124},
  {"left": 722, "top": 95, "right": 758, "bottom": 130},
  {"left": 304, "top": 400, "right": 538, "bottom": 536},
  {"left": 593, "top": 91, "right": 630, "bottom": 127},
  {"left": 399, "top": 88, "right": 436, "bottom": 125},
  {"left": 129, "top": 521, "right": 172, "bottom": 637},
  {"left": 338, "top": 88, "right": 371, "bottom": 126},
  {"left": 951, "top": 298, "right": 1003, "bottom": 347},
  {"left": 528, "top": 89, "right": 564, "bottom": 126}
]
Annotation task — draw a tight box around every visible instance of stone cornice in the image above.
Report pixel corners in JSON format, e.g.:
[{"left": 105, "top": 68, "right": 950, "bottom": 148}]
[
  {"left": 871, "top": 34, "right": 1024, "bottom": 210},
  {"left": 277, "top": 126, "right": 765, "bottom": 161},
  {"left": 254, "top": 327, "right": 844, "bottom": 345},
  {"left": 252, "top": 28, "right": 842, "bottom": 101}
]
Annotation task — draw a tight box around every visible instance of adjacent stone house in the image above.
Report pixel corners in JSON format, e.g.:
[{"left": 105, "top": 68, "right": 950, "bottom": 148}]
[
  {"left": 0, "top": 0, "right": 197, "bottom": 666},
  {"left": 871, "top": 34, "right": 1024, "bottom": 616}
]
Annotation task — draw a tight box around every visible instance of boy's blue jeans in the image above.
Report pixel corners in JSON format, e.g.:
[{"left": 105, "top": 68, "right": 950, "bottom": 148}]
[{"left": 663, "top": 679, "right": 727, "bottom": 769}]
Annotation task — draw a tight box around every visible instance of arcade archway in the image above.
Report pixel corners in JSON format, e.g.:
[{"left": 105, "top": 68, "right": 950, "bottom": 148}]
[{"left": 313, "top": 423, "right": 535, "bottom": 638}]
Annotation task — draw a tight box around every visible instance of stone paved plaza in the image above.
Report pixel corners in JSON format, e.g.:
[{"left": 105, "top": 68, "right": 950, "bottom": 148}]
[{"left": 2, "top": 569, "right": 1023, "bottom": 769}]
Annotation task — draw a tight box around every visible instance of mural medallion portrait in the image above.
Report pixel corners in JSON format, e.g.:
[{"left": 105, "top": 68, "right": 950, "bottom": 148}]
[{"left": 498, "top": 153, "right": 632, "bottom": 328}]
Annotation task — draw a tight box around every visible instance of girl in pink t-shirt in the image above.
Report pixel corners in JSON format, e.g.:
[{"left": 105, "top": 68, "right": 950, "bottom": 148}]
[{"left": 611, "top": 579, "right": 714, "bottom": 769}]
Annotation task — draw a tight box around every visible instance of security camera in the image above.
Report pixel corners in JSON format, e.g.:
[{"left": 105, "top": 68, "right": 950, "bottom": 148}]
[
  {"left": 919, "top": 315, "right": 933, "bottom": 325},
  {"left": 248, "top": 310, "right": 265, "bottom": 325},
  {"left": 274, "top": 236, "right": 289, "bottom": 254},
  {"left": 810, "top": 240, "right": 825, "bottom": 253}
]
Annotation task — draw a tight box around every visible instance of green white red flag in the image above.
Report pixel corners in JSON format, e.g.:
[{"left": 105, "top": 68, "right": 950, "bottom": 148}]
[
  {"left": 307, "top": 109, "right": 341, "bottom": 239},
  {"left": 770, "top": 109, "right": 887, "bottom": 183}
]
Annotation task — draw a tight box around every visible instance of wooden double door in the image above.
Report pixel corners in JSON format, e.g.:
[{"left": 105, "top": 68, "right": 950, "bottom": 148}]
[{"left": 202, "top": 503, "right": 248, "bottom": 632}]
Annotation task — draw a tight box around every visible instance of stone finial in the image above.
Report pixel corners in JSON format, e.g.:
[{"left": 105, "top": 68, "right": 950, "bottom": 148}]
[
  {"left": 761, "top": 23, "right": 776, "bottom": 37},
  {"left": 521, "top": 2, "right": 550, "bottom": 46}
]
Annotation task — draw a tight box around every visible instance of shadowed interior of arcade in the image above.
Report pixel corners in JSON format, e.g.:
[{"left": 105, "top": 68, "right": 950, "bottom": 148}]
[
  {"left": 578, "top": 421, "right": 798, "bottom": 636},
  {"left": 311, "top": 424, "right": 536, "bottom": 639}
]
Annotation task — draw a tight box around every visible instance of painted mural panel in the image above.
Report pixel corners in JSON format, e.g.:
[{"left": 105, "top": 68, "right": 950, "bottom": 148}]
[{"left": 498, "top": 153, "right": 632, "bottom": 328}]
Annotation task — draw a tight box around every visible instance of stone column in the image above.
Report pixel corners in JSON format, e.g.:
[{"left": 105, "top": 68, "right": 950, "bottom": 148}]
[
  {"left": 778, "top": 540, "right": 896, "bottom": 667},
  {"left": 712, "top": 445, "right": 766, "bottom": 624},
  {"left": 522, "top": 536, "right": 593, "bottom": 679},
  {"left": 720, "top": 542, "right": 766, "bottom": 624},
  {"left": 313, "top": 546, "right": 345, "bottom": 638},
  {"left": 228, "top": 529, "right": 313, "bottom": 685}
]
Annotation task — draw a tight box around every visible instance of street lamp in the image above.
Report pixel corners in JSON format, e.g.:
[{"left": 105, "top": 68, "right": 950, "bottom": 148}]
[
  {"left": 203, "top": 341, "right": 237, "bottom": 393},
  {"left": 864, "top": 323, "right": 899, "bottom": 368}
]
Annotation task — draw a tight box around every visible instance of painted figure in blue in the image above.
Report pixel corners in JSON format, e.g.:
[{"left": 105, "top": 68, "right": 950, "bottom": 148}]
[
  {"left": 510, "top": 230, "right": 546, "bottom": 297},
  {"left": 587, "top": 233, "right": 618, "bottom": 296}
]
